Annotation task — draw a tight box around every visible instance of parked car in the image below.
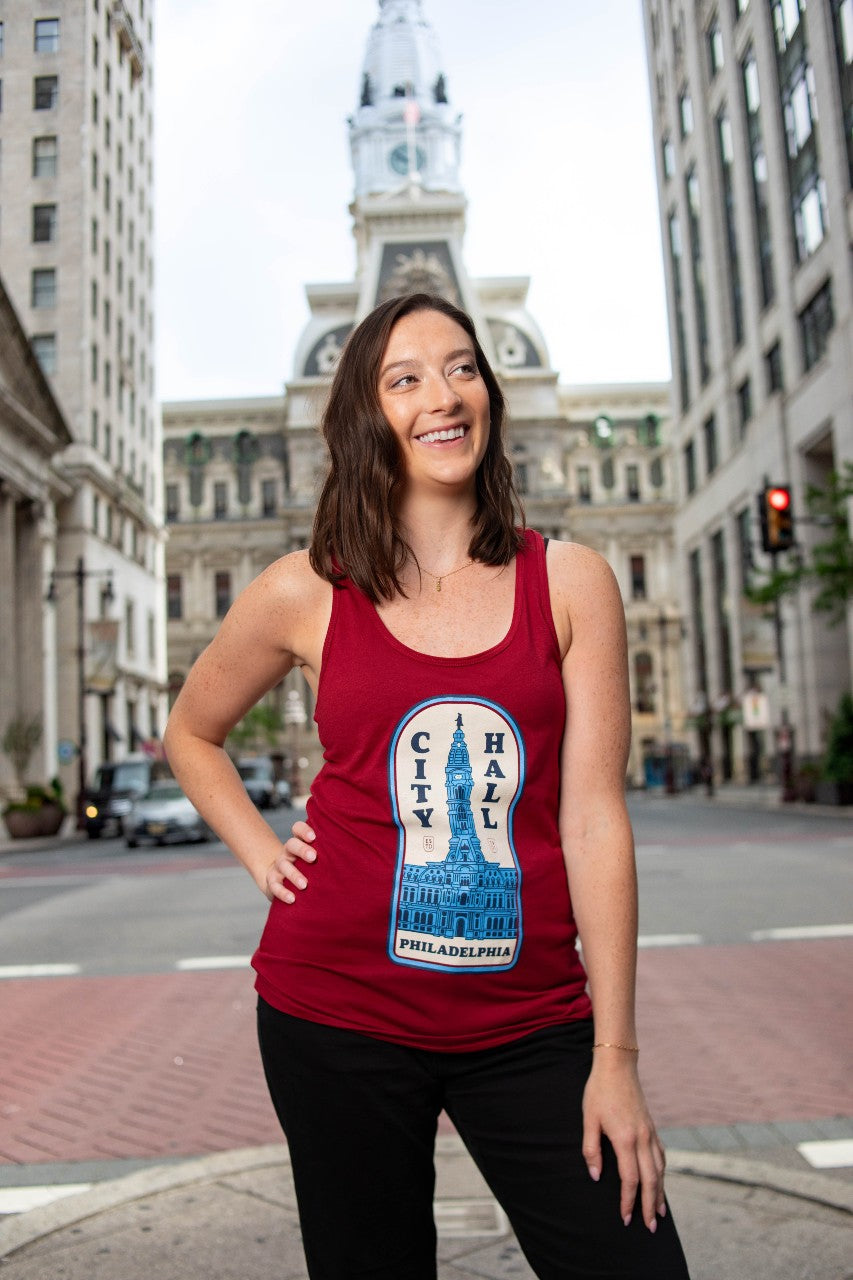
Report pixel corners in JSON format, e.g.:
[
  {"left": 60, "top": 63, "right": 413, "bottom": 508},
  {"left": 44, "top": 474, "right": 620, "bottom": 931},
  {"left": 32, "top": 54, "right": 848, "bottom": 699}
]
[
  {"left": 275, "top": 776, "right": 293, "bottom": 807},
  {"left": 83, "top": 756, "right": 169, "bottom": 839},
  {"left": 237, "top": 757, "right": 281, "bottom": 809},
  {"left": 123, "top": 780, "right": 211, "bottom": 847}
]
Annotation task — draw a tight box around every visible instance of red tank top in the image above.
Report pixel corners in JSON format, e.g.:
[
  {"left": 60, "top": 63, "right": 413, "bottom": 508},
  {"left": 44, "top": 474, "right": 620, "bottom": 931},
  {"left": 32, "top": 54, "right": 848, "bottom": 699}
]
[{"left": 253, "top": 529, "right": 591, "bottom": 1050}]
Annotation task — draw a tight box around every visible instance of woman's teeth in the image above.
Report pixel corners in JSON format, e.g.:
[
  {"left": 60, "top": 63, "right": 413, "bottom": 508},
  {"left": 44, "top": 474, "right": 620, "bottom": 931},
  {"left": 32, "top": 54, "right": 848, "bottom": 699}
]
[{"left": 418, "top": 426, "right": 466, "bottom": 444}]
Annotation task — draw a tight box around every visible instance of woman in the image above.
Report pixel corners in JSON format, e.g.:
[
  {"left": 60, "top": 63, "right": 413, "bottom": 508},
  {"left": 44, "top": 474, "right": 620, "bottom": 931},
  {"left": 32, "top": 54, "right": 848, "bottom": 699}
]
[{"left": 164, "top": 293, "right": 690, "bottom": 1279}]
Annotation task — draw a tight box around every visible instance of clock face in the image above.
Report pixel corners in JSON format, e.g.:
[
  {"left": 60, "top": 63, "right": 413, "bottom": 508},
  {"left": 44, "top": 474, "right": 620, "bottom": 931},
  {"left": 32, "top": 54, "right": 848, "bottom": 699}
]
[{"left": 389, "top": 142, "right": 426, "bottom": 176}]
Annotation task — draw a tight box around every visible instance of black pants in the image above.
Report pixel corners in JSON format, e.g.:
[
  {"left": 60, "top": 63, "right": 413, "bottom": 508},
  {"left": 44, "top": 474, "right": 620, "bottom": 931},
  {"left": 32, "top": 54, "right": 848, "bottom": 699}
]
[{"left": 257, "top": 999, "right": 690, "bottom": 1280}]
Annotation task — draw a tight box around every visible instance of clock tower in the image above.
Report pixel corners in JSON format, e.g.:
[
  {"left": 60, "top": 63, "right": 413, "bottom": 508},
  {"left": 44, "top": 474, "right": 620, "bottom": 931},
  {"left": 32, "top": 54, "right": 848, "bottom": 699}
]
[{"left": 349, "top": 0, "right": 462, "bottom": 199}]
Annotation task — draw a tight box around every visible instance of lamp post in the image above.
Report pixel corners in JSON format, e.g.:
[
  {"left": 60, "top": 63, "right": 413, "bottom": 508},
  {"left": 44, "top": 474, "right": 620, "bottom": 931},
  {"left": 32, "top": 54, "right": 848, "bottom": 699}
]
[
  {"left": 47, "top": 558, "right": 114, "bottom": 825},
  {"left": 284, "top": 687, "right": 307, "bottom": 800},
  {"left": 657, "top": 611, "right": 676, "bottom": 794}
]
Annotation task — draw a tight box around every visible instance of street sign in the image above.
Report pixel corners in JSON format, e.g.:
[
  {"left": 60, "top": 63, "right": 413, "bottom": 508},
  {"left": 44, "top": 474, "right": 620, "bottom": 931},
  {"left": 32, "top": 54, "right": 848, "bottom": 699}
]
[{"left": 57, "top": 738, "right": 77, "bottom": 764}]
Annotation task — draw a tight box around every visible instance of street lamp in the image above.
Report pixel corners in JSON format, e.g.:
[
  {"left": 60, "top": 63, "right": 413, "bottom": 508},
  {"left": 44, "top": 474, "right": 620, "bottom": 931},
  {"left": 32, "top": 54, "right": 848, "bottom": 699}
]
[
  {"left": 657, "top": 611, "right": 676, "bottom": 794},
  {"left": 46, "top": 558, "right": 114, "bottom": 825}
]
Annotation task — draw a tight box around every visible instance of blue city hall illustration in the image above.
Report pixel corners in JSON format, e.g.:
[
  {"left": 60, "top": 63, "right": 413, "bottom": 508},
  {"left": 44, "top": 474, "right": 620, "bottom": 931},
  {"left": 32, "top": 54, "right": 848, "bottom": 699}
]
[{"left": 389, "top": 699, "right": 524, "bottom": 971}]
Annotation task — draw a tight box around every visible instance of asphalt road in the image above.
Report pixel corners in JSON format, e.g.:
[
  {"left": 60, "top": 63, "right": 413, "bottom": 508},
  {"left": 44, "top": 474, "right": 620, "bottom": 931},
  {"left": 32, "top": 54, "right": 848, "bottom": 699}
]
[{"left": 0, "top": 794, "right": 850, "bottom": 978}]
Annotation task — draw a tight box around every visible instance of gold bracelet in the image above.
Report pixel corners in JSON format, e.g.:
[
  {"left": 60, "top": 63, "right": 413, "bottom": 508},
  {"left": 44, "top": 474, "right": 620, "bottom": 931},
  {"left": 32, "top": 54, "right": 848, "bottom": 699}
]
[{"left": 593, "top": 1041, "right": 640, "bottom": 1053}]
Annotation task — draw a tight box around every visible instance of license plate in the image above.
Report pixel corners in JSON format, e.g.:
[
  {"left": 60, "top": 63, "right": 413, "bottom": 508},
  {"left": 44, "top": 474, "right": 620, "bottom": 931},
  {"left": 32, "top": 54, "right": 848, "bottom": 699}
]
[{"left": 147, "top": 822, "right": 166, "bottom": 834}]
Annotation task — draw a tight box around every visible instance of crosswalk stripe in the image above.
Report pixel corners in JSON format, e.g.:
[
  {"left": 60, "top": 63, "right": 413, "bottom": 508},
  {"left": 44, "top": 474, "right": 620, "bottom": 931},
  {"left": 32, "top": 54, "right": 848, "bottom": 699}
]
[
  {"left": 0, "top": 963, "right": 80, "bottom": 979},
  {"left": 750, "top": 924, "right": 853, "bottom": 941},
  {"left": 797, "top": 1139, "right": 853, "bottom": 1169},
  {"left": 0, "top": 1184, "right": 91, "bottom": 1214},
  {"left": 175, "top": 955, "right": 251, "bottom": 971}
]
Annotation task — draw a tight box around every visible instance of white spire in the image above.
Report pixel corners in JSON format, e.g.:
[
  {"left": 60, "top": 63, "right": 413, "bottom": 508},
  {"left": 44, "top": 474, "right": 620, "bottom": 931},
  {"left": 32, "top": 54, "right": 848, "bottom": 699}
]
[{"left": 350, "top": 0, "right": 462, "bottom": 198}]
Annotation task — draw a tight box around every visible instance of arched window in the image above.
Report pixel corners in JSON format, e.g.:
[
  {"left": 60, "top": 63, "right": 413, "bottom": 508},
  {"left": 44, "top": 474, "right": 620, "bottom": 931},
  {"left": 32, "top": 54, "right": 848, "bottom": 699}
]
[{"left": 634, "top": 651, "right": 655, "bottom": 714}]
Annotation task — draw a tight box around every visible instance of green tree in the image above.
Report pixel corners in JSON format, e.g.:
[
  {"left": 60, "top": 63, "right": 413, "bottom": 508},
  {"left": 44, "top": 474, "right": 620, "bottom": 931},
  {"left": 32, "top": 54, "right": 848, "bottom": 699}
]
[
  {"left": 747, "top": 463, "right": 853, "bottom": 625},
  {"left": 227, "top": 703, "right": 283, "bottom": 755}
]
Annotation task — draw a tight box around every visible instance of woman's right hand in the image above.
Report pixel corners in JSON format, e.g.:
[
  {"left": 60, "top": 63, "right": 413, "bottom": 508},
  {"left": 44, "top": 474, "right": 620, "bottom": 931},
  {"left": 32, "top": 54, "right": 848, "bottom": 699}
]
[{"left": 262, "top": 820, "right": 317, "bottom": 903}]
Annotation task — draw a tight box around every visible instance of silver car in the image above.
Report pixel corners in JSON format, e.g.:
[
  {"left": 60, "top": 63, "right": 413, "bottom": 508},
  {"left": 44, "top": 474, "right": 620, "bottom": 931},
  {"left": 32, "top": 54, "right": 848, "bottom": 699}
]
[{"left": 123, "top": 781, "right": 211, "bottom": 847}]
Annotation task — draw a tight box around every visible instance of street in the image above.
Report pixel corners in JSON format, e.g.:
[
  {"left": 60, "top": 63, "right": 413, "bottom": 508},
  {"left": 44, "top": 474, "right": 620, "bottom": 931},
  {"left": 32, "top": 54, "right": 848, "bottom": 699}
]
[{"left": 0, "top": 793, "right": 851, "bottom": 1194}]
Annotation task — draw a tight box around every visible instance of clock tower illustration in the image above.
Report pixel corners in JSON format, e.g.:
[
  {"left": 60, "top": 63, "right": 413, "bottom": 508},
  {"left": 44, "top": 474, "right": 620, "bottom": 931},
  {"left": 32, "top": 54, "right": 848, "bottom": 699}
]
[{"left": 395, "top": 713, "right": 519, "bottom": 946}]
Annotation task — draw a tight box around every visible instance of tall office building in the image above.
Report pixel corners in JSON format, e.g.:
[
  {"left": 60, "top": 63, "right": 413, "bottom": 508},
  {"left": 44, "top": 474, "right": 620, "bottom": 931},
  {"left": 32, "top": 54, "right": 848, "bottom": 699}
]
[
  {"left": 0, "top": 3, "right": 166, "bottom": 800},
  {"left": 642, "top": 0, "right": 852, "bottom": 779}
]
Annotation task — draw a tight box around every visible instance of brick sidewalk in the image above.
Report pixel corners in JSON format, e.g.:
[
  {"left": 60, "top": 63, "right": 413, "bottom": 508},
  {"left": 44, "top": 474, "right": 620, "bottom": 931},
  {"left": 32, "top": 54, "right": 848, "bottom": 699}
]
[{"left": 2, "top": 939, "right": 852, "bottom": 1166}]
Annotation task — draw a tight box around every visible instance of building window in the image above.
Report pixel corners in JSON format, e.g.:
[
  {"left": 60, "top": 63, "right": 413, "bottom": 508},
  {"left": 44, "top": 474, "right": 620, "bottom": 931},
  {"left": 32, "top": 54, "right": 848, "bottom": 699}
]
[
  {"left": 686, "top": 169, "right": 710, "bottom": 384},
  {"left": 32, "top": 135, "right": 57, "bottom": 177},
  {"left": 165, "top": 484, "right": 180, "bottom": 522},
  {"left": 669, "top": 211, "right": 690, "bottom": 410},
  {"left": 689, "top": 547, "right": 709, "bottom": 694},
  {"left": 34, "top": 75, "right": 58, "bottom": 109},
  {"left": 213, "top": 481, "right": 228, "bottom": 520},
  {"left": 765, "top": 342, "right": 784, "bottom": 392},
  {"left": 125, "top": 599, "right": 135, "bottom": 658},
  {"left": 31, "top": 268, "right": 56, "bottom": 308},
  {"left": 261, "top": 478, "right": 277, "bottom": 517},
  {"left": 639, "top": 414, "right": 661, "bottom": 447},
  {"left": 736, "top": 506, "right": 753, "bottom": 592},
  {"left": 742, "top": 51, "right": 775, "bottom": 307},
  {"left": 634, "top": 652, "right": 655, "bottom": 714},
  {"left": 576, "top": 465, "right": 592, "bottom": 503},
  {"left": 626, "top": 464, "right": 641, "bottom": 502},
  {"left": 662, "top": 136, "right": 676, "bottom": 179},
  {"left": 31, "top": 333, "right": 56, "bottom": 374},
  {"left": 717, "top": 112, "right": 744, "bottom": 347},
  {"left": 147, "top": 611, "right": 156, "bottom": 664},
  {"left": 34, "top": 19, "right": 60, "bottom": 53},
  {"left": 703, "top": 415, "right": 718, "bottom": 475},
  {"left": 167, "top": 575, "right": 182, "bottom": 620},
  {"left": 737, "top": 379, "right": 752, "bottom": 437},
  {"left": 831, "top": 0, "right": 853, "bottom": 185},
  {"left": 684, "top": 439, "right": 697, "bottom": 495},
  {"left": 630, "top": 555, "right": 647, "bottom": 600},
  {"left": 0, "top": 22, "right": 4, "bottom": 55},
  {"left": 601, "top": 456, "right": 615, "bottom": 491},
  {"left": 32, "top": 203, "right": 56, "bottom": 242},
  {"left": 214, "top": 571, "right": 232, "bottom": 618},
  {"left": 800, "top": 280, "right": 834, "bottom": 371},
  {"left": 649, "top": 456, "right": 664, "bottom": 489},
  {"left": 708, "top": 19, "right": 725, "bottom": 76},
  {"left": 772, "top": 0, "right": 805, "bottom": 50},
  {"left": 711, "top": 530, "right": 734, "bottom": 694},
  {"left": 679, "top": 88, "right": 694, "bottom": 137}
]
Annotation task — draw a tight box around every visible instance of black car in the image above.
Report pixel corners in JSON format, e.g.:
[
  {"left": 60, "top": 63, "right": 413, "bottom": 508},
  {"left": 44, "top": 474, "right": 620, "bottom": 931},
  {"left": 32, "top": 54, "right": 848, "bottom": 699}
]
[
  {"left": 237, "top": 757, "right": 282, "bottom": 809},
  {"left": 83, "top": 756, "right": 169, "bottom": 838}
]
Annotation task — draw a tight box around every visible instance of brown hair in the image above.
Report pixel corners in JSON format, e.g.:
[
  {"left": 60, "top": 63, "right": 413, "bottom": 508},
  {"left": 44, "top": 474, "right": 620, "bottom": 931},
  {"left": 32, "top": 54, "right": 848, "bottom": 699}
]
[{"left": 309, "top": 293, "right": 524, "bottom": 602}]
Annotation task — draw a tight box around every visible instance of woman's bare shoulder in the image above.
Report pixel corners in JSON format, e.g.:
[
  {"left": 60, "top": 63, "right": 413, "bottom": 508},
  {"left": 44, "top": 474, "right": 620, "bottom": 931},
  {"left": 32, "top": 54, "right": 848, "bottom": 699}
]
[{"left": 545, "top": 539, "right": 619, "bottom": 602}]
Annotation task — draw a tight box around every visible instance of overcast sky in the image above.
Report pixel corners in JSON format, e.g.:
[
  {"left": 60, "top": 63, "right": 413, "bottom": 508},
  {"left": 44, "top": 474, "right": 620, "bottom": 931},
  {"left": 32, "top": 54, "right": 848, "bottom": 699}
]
[{"left": 154, "top": 0, "right": 672, "bottom": 402}]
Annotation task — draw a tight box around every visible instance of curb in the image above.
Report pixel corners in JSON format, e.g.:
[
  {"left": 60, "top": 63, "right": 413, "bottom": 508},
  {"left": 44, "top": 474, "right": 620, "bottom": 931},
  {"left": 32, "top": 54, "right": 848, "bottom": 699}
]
[{"left": 1, "top": 1141, "right": 850, "bottom": 1262}]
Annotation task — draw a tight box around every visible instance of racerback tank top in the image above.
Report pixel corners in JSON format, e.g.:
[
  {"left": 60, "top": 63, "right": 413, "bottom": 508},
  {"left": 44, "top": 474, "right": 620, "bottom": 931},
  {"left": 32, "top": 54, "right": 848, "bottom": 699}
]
[{"left": 253, "top": 529, "right": 591, "bottom": 1050}]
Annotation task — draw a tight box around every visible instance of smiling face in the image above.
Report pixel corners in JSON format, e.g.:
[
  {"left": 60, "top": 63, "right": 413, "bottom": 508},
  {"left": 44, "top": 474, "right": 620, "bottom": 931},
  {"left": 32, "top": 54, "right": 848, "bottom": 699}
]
[{"left": 377, "top": 308, "right": 491, "bottom": 497}]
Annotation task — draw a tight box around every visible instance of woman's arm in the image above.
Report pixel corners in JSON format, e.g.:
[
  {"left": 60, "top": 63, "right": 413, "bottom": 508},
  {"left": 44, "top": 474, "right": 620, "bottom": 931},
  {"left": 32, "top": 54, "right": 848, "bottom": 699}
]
[
  {"left": 549, "top": 541, "right": 666, "bottom": 1234},
  {"left": 163, "top": 552, "right": 327, "bottom": 901}
]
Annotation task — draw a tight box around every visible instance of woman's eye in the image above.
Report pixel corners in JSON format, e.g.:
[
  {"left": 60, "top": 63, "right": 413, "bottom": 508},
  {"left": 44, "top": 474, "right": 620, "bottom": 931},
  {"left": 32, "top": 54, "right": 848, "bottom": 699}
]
[
  {"left": 451, "top": 362, "right": 477, "bottom": 377},
  {"left": 391, "top": 373, "right": 417, "bottom": 389}
]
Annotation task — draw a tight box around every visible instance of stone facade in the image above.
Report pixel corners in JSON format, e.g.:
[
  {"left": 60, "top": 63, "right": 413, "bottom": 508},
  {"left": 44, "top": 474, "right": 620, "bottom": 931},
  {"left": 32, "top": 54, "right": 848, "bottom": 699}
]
[{"left": 0, "top": 275, "right": 72, "bottom": 794}]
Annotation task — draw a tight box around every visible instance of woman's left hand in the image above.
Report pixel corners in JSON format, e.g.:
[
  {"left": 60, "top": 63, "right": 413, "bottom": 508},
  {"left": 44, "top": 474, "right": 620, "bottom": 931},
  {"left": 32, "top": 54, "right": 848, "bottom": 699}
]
[{"left": 581, "top": 1053, "right": 667, "bottom": 1232}]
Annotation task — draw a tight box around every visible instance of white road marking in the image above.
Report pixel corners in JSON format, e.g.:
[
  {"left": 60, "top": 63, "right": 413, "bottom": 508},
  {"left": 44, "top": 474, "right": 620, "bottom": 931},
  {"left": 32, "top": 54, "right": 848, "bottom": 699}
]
[
  {"left": 797, "top": 1139, "right": 853, "bottom": 1169},
  {"left": 0, "top": 963, "right": 80, "bottom": 979},
  {"left": 750, "top": 924, "right": 853, "bottom": 942},
  {"left": 637, "top": 934, "right": 704, "bottom": 948},
  {"left": 0, "top": 1184, "right": 91, "bottom": 1214},
  {"left": 175, "top": 955, "right": 251, "bottom": 971}
]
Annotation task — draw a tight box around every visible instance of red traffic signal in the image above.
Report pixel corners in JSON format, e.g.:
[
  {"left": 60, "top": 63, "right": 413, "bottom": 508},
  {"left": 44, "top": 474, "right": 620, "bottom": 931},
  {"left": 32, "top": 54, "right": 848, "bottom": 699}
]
[{"left": 758, "top": 485, "right": 794, "bottom": 553}]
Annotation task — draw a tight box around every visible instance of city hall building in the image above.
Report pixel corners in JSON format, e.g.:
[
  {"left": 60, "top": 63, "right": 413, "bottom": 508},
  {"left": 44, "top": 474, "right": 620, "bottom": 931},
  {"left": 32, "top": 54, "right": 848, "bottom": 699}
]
[{"left": 163, "top": 0, "right": 685, "bottom": 789}]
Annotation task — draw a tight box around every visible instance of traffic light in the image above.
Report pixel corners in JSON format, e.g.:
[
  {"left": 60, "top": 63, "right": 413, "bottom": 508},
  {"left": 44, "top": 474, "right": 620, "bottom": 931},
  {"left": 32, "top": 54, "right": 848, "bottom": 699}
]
[{"left": 757, "top": 485, "right": 794, "bottom": 553}]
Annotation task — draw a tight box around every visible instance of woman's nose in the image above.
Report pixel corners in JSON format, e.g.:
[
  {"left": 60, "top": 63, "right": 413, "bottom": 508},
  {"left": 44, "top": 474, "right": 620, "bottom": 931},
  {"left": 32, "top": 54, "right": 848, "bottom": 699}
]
[{"left": 429, "top": 376, "right": 461, "bottom": 412}]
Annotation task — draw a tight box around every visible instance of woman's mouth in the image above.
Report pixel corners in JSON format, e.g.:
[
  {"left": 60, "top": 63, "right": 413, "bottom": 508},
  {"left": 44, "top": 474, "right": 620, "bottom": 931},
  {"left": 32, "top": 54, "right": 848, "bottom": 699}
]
[{"left": 417, "top": 425, "right": 468, "bottom": 445}]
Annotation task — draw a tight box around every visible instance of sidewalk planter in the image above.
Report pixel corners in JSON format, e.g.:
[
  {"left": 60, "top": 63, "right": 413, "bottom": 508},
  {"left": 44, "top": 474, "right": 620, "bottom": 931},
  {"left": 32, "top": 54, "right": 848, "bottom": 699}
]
[
  {"left": 3, "top": 804, "right": 66, "bottom": 839},
  {"left": 814, "top": 780, "right": 853, "bottom": 807}
]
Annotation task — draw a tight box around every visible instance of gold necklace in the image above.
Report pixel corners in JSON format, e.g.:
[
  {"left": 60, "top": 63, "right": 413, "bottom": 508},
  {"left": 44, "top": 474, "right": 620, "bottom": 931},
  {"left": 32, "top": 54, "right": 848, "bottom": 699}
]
[{"left": 419, "top": 559, "right": 475, "bottom": 592}]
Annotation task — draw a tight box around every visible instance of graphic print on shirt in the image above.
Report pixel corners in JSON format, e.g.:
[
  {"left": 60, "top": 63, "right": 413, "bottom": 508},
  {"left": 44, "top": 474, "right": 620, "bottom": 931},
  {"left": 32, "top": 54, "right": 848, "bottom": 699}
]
[{"left": 388, "top": 696, "right": 525, "bottom": 971}]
